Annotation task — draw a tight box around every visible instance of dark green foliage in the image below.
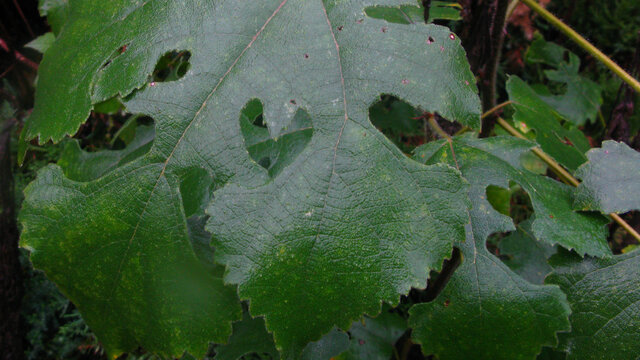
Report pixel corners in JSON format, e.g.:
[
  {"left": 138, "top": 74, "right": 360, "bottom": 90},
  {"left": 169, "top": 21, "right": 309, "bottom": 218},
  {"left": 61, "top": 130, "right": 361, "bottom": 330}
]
[{"left": 9, "top": 1, "right": 640, "bottom": 360}]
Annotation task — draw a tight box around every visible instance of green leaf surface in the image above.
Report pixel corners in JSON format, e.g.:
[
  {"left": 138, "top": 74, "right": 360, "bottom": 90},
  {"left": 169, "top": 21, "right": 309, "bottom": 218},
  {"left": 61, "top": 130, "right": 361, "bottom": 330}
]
[
  {"left": 21, "top": 0, "right": 480, "bottom": 357},
  {"left": 414, "top": 135, "right": 610, "bottom": 257},
  {"left": 215, "top": 311, "right": 350, "bottom": 360},
  {"left": 507, "top": 76, "right": 590, "bottom": 171},
  {"left": 19, "top": 165, "right": 242, "bottom": 358},
  {"left": 573, "top": 141, "right": 640, "bottom": 214},
  {"left": 546, "top": 249, "right": 640, "bottom": 360},
  {"left": 409, "top": 135, "right": 582, "bottom": 359},
  {"left": 336, "top": 308, "right": 406, "bottom": 360},
  {"left": 409, "top": 223, "right": 571, "bottom": 360},
  {"left": 526, "top": 38, "right": 602, "bottom": 126},
  {"left": 498, "top": 219, "right": 557, "bottom": 284}
]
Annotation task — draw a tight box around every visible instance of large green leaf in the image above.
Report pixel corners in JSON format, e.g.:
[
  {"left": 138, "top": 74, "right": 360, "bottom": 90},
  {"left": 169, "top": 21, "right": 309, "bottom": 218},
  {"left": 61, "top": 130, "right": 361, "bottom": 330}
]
[
  {"left": 507, "top": 76, "right": 590, "bottom": 171},
  {"left": 413, "top": 135, "right": 610, "bottom": 257},
  {"left": 546, "top": 249, "right": 640, "bottom": 360},
  {"left": 409, "top": 136, "right": 574, "bottom": 359},
  {"left": 21, "top": 0, "right": 480, "bottom": 357},
  {"left": 573, "top": 141, "right": 640, "bottom": 214}
]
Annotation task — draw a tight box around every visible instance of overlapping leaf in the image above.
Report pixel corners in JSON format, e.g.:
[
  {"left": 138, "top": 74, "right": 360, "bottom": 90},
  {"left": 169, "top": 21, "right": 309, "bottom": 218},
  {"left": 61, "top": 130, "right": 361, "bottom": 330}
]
[
  {"left": 546, "top": 249, "right": 640, "bottom": 360},
  {"left": 20, "top": 0, "right": 480, "bottom": 357},
  {"left": 573, "top": 141, "right": 640, "bottom": 214},
  {"left": 499, "top": 219, "right": 557, "bottom": 284},
  {"left": 409, "top": 135, "right": 575, "bottom": 359},
  {"left": 336, "top": 308, "right": 406, "bottom": 360},
  {"left": 413, "top": 134, "right": 610, "bottom": 256},
  {"left": 507, "top": 76, "right": 590, "bottom": 171}
]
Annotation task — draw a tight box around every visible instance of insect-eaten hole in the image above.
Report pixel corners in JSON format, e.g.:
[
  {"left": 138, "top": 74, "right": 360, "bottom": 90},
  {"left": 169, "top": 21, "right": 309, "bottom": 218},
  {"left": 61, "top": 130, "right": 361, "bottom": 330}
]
[
  {"left": 369, "top": 95, "right": 422, "bottom": 153},
  {"left": 62, "top": 109, "right": 155, "bottom": 182},
  {"left": 369, "top": 95, "right": 462, "bottom": 153},
  {"left": 240, "top": 99, "right": 313, "bottom": 177},
  {"left": 485, "top": 182, "right": 533, "bottom": 254},
  {"left": 364, "top": 5, "right": 421, "bottom": 25},
  {"left": 151, "top": 50, "right": 191, "bottom": 83},
  {"left": 76, "top": 99, "right": 155, "bottom": 156}
]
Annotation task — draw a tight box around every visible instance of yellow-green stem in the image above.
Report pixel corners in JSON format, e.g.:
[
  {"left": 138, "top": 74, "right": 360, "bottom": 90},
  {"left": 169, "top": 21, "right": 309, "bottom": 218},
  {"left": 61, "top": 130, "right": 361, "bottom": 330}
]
[
  {"left": 495, "top": 117, "right": 640, "bottom": 243},
  {"left": 482, "top": 100, "right": 513, "bottom": 119},
  {"left": 520, "top": 0, "right": 640, "bottom": 93}
]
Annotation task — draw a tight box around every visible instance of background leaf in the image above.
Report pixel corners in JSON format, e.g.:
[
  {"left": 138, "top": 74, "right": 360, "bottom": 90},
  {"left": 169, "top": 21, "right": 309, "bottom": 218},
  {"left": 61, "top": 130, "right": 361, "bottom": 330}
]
[
  {"left": 414, "top": 135, "right": 610, "bottom": 257},
  {"left": 507, "top": 76, "right": 590, "bottom": 171},
  {"left": 573, "top": 141, "right": 640, "bottom": 214}
]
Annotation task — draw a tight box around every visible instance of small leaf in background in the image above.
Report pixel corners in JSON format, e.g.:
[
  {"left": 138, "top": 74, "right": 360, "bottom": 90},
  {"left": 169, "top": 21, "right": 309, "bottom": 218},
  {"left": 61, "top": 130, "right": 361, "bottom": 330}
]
[
  {"left": 336, "top": 308, "right": 406, "bottom": 360},
  {"left": 499, "top": 219, "right": 557, "bottom": 284},
  {"left": 414, "top": 134, "right": 610, "bottom": 257},
  {"left": 300, "top": 329, "right": 350, "bottom": 360},
  {"left": 525, "top": 37, "right": 603, "bottom": 126},
  {"left": 507, "top": 76, "right": 591, "bottom": 171},
  {"left": 573, "top": 141, "right": 640, "bottom": 214},
  {"left": 546, "top": 249, "right": 640, "bottom": 360}
]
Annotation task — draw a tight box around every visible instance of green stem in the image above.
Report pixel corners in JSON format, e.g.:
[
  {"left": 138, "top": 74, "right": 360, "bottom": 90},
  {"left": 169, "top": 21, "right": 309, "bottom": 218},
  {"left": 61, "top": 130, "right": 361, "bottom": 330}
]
[{"left": 520, "top": 0, "right": 640, "bottom": 93}]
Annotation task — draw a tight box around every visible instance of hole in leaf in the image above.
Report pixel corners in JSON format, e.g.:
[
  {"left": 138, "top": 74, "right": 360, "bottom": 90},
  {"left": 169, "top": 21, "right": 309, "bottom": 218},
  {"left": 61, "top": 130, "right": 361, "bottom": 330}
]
[
  {"left": 485, "top": 183, "right": 534, "bottom": 253},
  {"left": 61, "top": 113, "right": 155, "bottom": 182},
  {"left": 369, "top": 96, "right": 462, "bottom": 153},
  {"left": 151, "top": 50, "right": 191, "bottom": 83},
  {"left": 240, "top": 99, "right": 313, "bottom": 177},
  {"left": 364, "top": 5, "right": 421, "bottom": 25},
  {"left": 369, "top": 95, "right": 423, "bottom": 153},
  {"left": 486, "top": 182, "right": 533, "bottom": 225}
]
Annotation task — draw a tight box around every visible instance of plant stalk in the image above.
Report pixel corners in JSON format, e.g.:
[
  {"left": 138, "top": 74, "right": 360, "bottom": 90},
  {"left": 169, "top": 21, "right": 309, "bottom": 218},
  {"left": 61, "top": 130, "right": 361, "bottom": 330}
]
[
  {"left": 520, "top": 0, "right": 640, "bottom": 94},
  {"left": 482, "top": 101, "right": 514, "bottom": 119},
  {"left": 496, "top": 117, "right": 640, "bottom": 243}
]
